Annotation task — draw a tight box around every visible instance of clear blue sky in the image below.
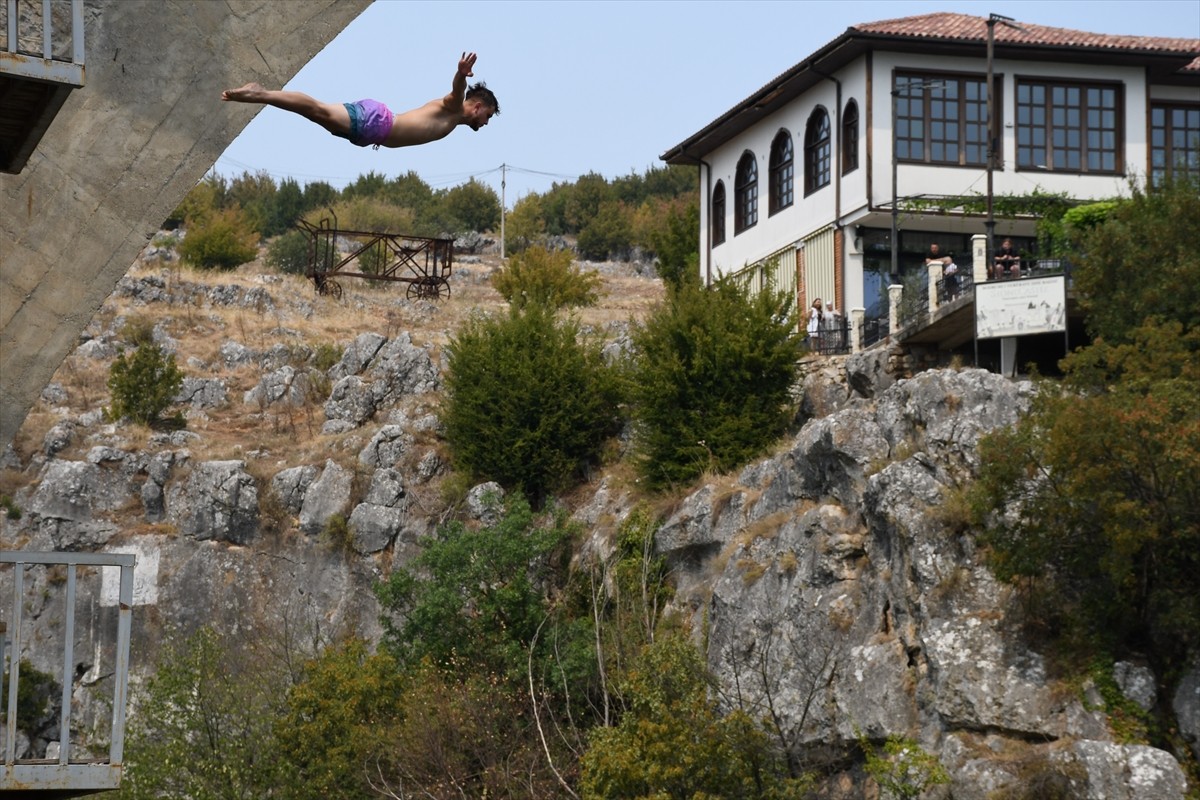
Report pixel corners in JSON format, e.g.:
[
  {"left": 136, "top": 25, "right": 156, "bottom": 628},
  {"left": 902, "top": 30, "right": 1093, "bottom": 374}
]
[{"left": 214, "top": 0, "right": 1200, "bottom": 206}]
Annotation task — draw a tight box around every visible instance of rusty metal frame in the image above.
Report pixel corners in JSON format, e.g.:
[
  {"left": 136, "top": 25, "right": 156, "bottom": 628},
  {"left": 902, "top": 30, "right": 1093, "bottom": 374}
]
[
  {"left": 2, "top": 551, "right": 134, "bottom": 794},
  {"left": 297, "top": 214, "right": 454, "bottom": 301}
]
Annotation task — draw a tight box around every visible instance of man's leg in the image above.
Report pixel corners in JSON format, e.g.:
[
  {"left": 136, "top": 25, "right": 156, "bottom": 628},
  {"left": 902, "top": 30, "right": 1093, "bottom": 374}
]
[{"left": 223, "top": 84, "right": 351, "bottom": 137}]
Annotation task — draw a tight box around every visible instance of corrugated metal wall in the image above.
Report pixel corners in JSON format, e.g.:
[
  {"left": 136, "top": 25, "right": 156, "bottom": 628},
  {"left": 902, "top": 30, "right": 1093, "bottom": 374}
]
[{"left": 802, "top": 226, "right": 836, "bottom": 307}]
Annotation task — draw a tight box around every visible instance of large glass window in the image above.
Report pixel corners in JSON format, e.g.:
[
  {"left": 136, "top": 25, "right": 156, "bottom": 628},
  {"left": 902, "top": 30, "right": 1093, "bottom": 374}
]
[
  {"left": 842, "top": 100, "right": 859, "bottom": 174},
  {"left": 1016, "top": 80, "right": 1121, "bottom": 173},
  {"left": 805, "top": 107, "right": 831, "bottom": 195},
  {"left": 1151, "top": 103, "right": 1200, "bottom": 184},
  {"left": 894, "top": 72, "right": 989, "bottom": 166},
  {"left": 734, "top": 152, "right": 758, "bottom": 234},
  {"left": 712, "top": 180, "right": 726, "bottom": 246},
  {"left": 768, "top": 131, "right": 794, "bottom": 215}
]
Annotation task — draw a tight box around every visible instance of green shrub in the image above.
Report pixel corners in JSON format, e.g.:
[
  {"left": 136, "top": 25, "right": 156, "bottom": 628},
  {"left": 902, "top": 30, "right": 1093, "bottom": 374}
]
[
  {"left": 178, "top": 206, "right": 259, "bottom": 271},
  {"left": 858, "top": 732, "right": 950, "bottom": 800},
  {"left": 0, "top": 659, "right": 57, "bottom": 732},
  {"left": 491, "top": 245, "right": 601, "bottom": 310},
  {"left": 310, "top": 342, "right": 343, "bottom": 372},
  {"left": 441, "top": 303, "right": 623, "bottom": 505},
  {"left": 119, "top": 316, "right": 156, "bottom": 348},
  {"left": 106, "top": 344, "right": 184, "bottom": 426},
  {"left": 629, "top": 279, "right": 803, "bottom": 490},
  {"left": 266, "top": 229, "right": 311, "bottom": 275}
]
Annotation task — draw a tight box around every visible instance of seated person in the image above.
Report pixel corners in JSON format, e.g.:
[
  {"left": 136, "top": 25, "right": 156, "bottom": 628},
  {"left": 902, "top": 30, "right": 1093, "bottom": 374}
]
[
  {"left": 927, "top": 243, "right": 959, "bottom": 298},
  {"left": 992, "top": 238, "right": 1021, "bottom": 280}
]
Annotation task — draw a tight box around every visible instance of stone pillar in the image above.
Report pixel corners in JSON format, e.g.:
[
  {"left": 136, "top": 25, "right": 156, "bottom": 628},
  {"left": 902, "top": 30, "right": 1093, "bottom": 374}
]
[
  {"left": 850, "top": 307, "right": 865, "bottom": 353},
  {"left": 929, "top": 262, "right": 943, "bottom": 312},
  {"left": 972, "top": 234, "right": 988, "bottom": 284},
  {"left": 888, "top": 284, "right": 904, "bottom": 336}
]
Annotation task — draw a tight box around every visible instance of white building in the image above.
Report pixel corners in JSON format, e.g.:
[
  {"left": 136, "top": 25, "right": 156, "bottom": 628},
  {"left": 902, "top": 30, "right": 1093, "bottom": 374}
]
[{"left": 661, "top": 12, "right": 1199, "bottom": 336}]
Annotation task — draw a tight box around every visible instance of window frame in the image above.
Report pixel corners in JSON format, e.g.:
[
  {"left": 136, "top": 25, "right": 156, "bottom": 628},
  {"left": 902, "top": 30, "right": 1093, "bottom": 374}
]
[
  {"left": 893, "top": 70, "right": 993, "bottom": 168},
  {"left": 1015, "top": 76, "right": 1123, "bottom": 174},
  {"left": 734, "top": 151, "right": 758, "bottom": 235},
  {"left": 768, "top": 130, "right": 794, "bottom": 216},
  {"left": 711, "top": 180, "right": 726, "bottom": 247},
  {"left": 1149, "top": 101, "right": 1200, "bottom": 185},
  {"left": 842, "top": 99, "right": 859, "bottom": 175},
  {"left": 804, "top": 106, "right": 831, "bottom": 196}
]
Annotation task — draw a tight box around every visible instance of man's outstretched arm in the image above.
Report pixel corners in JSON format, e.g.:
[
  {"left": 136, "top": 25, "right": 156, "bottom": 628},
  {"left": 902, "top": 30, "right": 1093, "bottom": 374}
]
[{"left": 443, "top": 51, "right": 476, "bottom": 110}]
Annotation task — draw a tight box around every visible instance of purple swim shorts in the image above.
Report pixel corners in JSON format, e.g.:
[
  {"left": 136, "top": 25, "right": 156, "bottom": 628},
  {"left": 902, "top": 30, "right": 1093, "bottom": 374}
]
[{"left": 341, "top": 99, "right": 394, "bottom": 147}]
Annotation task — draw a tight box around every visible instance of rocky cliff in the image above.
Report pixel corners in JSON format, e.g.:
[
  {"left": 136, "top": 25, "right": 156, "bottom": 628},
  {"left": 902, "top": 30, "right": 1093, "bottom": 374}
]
[{"left": 0, "top": 257, "right": 1195, "bottom": 798}]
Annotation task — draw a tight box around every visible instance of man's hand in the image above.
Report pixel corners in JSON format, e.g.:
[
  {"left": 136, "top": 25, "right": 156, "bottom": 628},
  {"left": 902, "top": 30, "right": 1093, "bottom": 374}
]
[{"left": 458, "top": 52, "right": 477, "bottom": 78}]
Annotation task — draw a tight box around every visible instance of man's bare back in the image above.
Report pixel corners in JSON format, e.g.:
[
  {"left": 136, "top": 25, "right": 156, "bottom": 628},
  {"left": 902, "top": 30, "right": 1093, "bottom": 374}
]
[{"left": 221, "top": 52, "right": 498, "bottom": 150}]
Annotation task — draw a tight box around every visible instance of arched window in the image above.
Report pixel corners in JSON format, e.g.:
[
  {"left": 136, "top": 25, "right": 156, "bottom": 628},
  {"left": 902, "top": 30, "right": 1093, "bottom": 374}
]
[
  {"left": 734, "top": 151, "right": 758, "bottom": 234},
  {"left": 805, "top": 107, "right": 831, "bottom": 195},
  {"left": 768, "top": 130, "right": 794, "bottom": 215},
  {"left": 712, "top": 180, "right": 726, "bottom": 246},
  {"left": 842, "top": 100, "right": 859, "bottom": 174}
]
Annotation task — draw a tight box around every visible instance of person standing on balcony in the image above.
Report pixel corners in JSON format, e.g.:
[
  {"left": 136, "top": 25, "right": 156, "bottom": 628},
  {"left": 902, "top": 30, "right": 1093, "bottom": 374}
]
[
  {"left": 222, "top": 52, "right": 498, "bottom": 150},
  {"left": 807, "top": 298, "right": 824, "bottom": 352}
]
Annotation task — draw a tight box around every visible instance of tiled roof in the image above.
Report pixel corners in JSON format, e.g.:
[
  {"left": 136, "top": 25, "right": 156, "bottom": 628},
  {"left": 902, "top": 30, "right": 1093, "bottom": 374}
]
[{"left": 852, "top": 12, "right": 1200, "bottom": 62}]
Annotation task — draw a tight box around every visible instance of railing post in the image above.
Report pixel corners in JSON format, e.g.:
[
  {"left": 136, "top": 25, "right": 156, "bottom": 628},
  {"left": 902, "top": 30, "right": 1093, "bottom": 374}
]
[{"left": 929, "top": 262, "right": 943, "bottom": 311}]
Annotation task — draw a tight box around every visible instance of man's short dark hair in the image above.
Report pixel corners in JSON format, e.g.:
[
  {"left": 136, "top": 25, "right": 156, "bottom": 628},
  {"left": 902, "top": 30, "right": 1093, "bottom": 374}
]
[{"left": 466, "top": 82, "right": 499, "bottom": 114}]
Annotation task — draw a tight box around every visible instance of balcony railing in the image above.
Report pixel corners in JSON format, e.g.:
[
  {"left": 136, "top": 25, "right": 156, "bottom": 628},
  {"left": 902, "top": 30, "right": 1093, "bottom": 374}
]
[
  {"left": 2, "top": 551, "right": 134, "bottom": 794},
  {"left": 1, "top": 0, "right": 85, "bottom": 85}
]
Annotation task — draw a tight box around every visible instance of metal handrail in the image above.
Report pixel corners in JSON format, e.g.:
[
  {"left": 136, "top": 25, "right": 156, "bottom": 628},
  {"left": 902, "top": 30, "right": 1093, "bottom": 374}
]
[
  {"left": 2, "top": 551, "right": 134, "bottom": 793},
  {"left": 1, "top": 0, "right": 85, "bottom": 85}
]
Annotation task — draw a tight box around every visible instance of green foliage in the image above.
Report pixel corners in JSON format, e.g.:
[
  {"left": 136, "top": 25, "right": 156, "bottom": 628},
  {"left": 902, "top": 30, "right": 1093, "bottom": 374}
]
[
  {"left": 1071, "top": 177, "right": 1200, "bottom": 344},
  {"left": 266, "top": 177, "right": 307, "bottom": 237},
  {"left": 491, "top": 245, "right": 602, "bottom": 310},
  {"left": 629, "top": 280, "right": 803, "bottom": 491},
  {"left": 119, "top": 315, "right": 156, "bottom": 347},
  {"left": 441, "top": 303, "right": 624, "bottom": 504},
  {"left": 580, "top": 633, "right": 811, "bottom": 800},
  {"left": 275, "top": 638, "right": 402, "bottom": 800},
  {"left": 106, "top": 343, "right": 184, "bottom": 426},
  {"left": 0, "top": 659, "right": 57, "bottom": 732},
  {"left": 320, "top": 514, "right": 353, "bottom": 555},
  {"left": 265, "top": 229, "right": 311, "bottom": 275},
  {"left": 578, "top": 199, "right": 634, "bottom": 261},
  {"left": 442, "top": 177, "right": 501, "bottom": 232},
  {"left": 505, "top": 192, "right": 547, "bottom": 253},
  {"left": 647, "top": 197, "right": 701, "bottom": 291},
  {"left": 858, "top": 732, "right": 951, "bottom": 800},
  {"left": 319, "top": 196, "right": 415, "bottom": 235},
  {"left": 0, "top": 494, "right": 20, "bottom": 520},
  {"left": 168, "top": 173, "right": 228, "bottom": 228},
  {"left": 178, "top": 206, "right": 259, "bottom": 270},
  {"left": 375, "top": 494, "right": 574, "bottom": 678},
  {"left": 972, "top": 321, "right": 1200, "bottom": 669},
  {"left": 119, "top": 627, "right": 290, "bottom": 800},
  {"left": 310, "top": 342, "right": 343, "bottom": 372}
]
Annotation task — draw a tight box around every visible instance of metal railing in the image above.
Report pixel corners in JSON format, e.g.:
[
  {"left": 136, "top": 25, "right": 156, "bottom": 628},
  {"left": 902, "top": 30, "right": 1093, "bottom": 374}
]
[
  {"left": 2, "top": 551, "right": 134, "bottom": 794},
  {"left": 936, "top": 268, "right": 975, "bottom": 305},
  {"left": 1, "top": 0, "right": 86, "bottom": 85},
  {"left": 809, "top": 315, "right": 851, "bottom": 355},
  {"left": 861, "top": 315, "right": 890, "bottom": 349}
]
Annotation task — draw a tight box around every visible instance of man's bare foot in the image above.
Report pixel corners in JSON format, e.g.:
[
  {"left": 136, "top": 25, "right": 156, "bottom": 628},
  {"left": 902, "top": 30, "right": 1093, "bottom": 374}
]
[{"left": 222, "top": 83, "right": 266, "bottom": 102}]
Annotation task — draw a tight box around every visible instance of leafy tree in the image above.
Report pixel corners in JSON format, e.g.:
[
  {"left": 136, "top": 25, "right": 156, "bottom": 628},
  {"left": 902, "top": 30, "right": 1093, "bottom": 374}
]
[
  {"left": 266, "top": 176, "right": 306, "bottom": 237},
  {"left": 1071, "top": 177, "right": 1200, "bottom": 344},
  {"left": 491, "top": 245, "right": 602, "bottom": 310},
  {"left": 119, "top": 627, "right": 289, "bottom": 800},
  {"left": 577, "top": 199, "right": 633, "bottom": 261},
  {"left": 646, "top": 197, "right": 701, "bottom": 291},
  {"left": 227, "top": 169, "right": 277, "bottom": 235},
  {"left": 441, "top": 302, "right": 624, "bottom": 504},
  {"left": 375, "top": 494, "right": 575, "bottom": 680},
  {"left": 505, "top": 192, "right": 547, "bottom": 253},
  {"left": 266, "top": 229, "right": 311, "bottom": 275},
  {"left": 382, "top": 170, "right": 435, "bottom": 217},
  {"left": 858, "top": 733, "right": 950, "bottom": 800},
  {"left": 629, "top": 280, "right": 803, "bottom": 491},
  {"left": 167, "top": 173, "right": 229, "bottom": 229},
  {"left": 443, "top": 177, "right": 501, "bottom": 232},
  {"left": 275, "top": 638, "right": 402, "bottom": 800},
  {"left": 178, "top": 206, "right": 259, "bottom": 270},
  {"left": 341, "top": 170, "right": 389, "bottom": 200},
  {"left": 580, "top": 633, "right": 809, "bottom": 800},
  {"left": 301, "top": 180, "right": 338, "bottom": 213},
  {"left": 972, "top": 322, "right": 1200, "bottom": 667},
  {"left": 566, "top": 172, "right": 613, "bottom": 233},
  {"left": 106, "top": 343, "right": 184, "bottom": 426}
]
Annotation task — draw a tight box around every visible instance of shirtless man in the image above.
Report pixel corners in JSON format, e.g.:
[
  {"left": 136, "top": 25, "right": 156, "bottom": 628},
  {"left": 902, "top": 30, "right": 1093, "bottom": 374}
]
[{"left": 222, "top": 52, "right": 498, "bottom": 149}]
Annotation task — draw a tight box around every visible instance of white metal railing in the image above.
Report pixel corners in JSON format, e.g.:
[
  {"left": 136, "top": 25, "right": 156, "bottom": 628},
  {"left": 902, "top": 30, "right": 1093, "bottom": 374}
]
[
  {"left": 1, "top": 551, "right": 134, "bottom": 793},
  {"left": 1, "top": 0, "right": 85, "bottom": 85}
]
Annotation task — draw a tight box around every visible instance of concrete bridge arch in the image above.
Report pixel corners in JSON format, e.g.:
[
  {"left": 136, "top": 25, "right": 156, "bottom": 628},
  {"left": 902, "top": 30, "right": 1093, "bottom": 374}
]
[{"left": 1, "top": 0, "right": 371, "bottom": 449}]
